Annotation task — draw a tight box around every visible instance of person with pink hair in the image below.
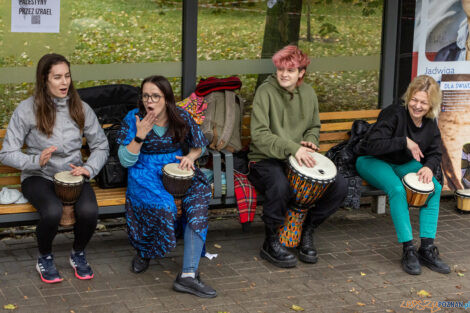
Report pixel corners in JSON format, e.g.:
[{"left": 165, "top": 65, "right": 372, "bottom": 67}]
[{"left": 248, "top": 45, "right": 347, "bottom": 268}]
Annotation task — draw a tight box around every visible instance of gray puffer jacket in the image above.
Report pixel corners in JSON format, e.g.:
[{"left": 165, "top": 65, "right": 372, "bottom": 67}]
[{"left": 0, "top": 96, "right": 109, "bottom": 182}]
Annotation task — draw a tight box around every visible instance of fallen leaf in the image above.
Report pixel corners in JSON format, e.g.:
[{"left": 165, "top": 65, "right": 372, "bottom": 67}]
[
  {"left": 417, "top": 289, "right": 431, "bottom": 298},
  {"left": 456, "top": 285, "right": 462, "bottom": 289},
  {"left": 214, "top": 244, "right": 222, "bottom": 249},
  {"left": 3, "top": 304, "right": 17, "bottom": 310},
  {"left": 328, "top": 265, "right": 334, "bottom": 269},
  {"left": 360, "top": 272, "right": 367, "bottom": 276},
  {"left": 357, "top": 302, "right": 366, "bottom": 306},
  {"left": 458, "top": 272, "right": 465, "bottom": 277},
  {"left": 386, "top": 310, "right": 395, "bottom": 313},
  {"left": 291, "top": 304, "right": 304, "bottom": 311}
]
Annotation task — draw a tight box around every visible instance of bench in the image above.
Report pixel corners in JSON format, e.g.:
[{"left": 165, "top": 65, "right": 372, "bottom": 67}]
[
  {"left": 0, "top": 127, "right": 232, "bottom": 226},
  {"left": 239, "top": 109, "right": 387, "bottom": 214},
  {"left": 0, "top": 108, "right": 386, "bottom": 226}
]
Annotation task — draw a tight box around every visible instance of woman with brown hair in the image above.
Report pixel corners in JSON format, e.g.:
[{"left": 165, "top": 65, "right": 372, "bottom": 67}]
[
  {"left": 117, "top": 75, "right": 216, "bottom": 298},
  {"left": 0, "top": 53, "right": 109, "bottom": 283}
]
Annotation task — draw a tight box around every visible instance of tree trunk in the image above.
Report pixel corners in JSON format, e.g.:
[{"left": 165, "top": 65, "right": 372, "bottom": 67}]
[{"left": 256, "top": 0, "right": 303, "bottom": 88}]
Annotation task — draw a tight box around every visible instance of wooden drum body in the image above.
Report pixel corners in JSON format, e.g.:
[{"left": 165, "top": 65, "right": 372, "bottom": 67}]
[
  {"left": 402, "top": 173, "right": 434, "bottom": 208},
  {"left": 455, "top": 189, "right": 470, "bottom": 212},
  {"left": 162, "top": 163, "right": 195, "bottom": 217},
  {"left": 53, "top": 171, "right": 84, "bottom": 227},
  {"left": 286, "top": 152, "right": 337, "bottom": 208},
  {"left": 278, "top": 205, "right": 309, "bottom": 248},
  {"left": 279, "top": 153, "right": 337, "bottom": 248}
]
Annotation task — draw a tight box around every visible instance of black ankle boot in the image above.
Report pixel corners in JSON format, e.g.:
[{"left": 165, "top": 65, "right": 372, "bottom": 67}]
[
  {"left": 260, "top": 225, "right": 297, "bottom": 268},
  {"left": 131, "top": 254, "right": 150, "bottom": 273},
  {"left": 401, "top": 245, "right": 421, "bottom": 275},
  {"left": 298, "top": 222, "right": 318, "bottom": 264},
  {"left": 418, "top": 244, "right": 451, "bottom": 274}
]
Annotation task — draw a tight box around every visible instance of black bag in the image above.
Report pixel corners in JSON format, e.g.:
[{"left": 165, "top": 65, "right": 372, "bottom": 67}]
[{"left": 95, "top": 124, "right": 127, "bottom": 188}]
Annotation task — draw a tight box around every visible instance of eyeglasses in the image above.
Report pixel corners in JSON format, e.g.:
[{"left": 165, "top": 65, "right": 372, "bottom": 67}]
[{"left": 142, "top": 93, "right": 162, "bottom": 103}]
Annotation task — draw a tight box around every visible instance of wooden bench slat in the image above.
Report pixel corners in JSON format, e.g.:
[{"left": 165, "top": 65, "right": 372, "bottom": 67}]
[
  {"left": 0, "top": 166, "right": 21, "bottom": 174},
  {"left": 319, "top": 109, "right": 381, "bottom": 121},
  {"left": 0, "top": 176, "right": 21, "bottom": 186},
  {"left": 318, "top": 132, "right": 349, "bottom": 141}
]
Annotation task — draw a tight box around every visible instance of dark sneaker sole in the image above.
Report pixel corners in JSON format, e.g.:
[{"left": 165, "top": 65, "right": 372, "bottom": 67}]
[
  {"left": 36, "top": 264, "right": 63, "bottom": 284},
  {"left": 298, "top": 250, "right": 318, "bottom": 264},
  {"left": 260, "top": 249, "right": 297, "bottom": 268},
  {"left": 418, "top": 257, "right": 451, "bottom": 274},
  {"left": 173, "top": 282, "right": 217, "bottom": 298},
  {"left": 401, "top": 261, "right": 422, "bottom": 275}
]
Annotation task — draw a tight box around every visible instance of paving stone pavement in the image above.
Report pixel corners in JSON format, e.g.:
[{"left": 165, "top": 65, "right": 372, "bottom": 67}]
[{"left": 1, "top": 197, "right": 470, "bottom": 313}]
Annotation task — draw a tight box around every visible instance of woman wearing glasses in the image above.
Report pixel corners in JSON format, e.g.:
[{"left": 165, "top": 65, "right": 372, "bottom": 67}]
[{"left": 116, "top": 75, "right": 216, "bottom": 298}]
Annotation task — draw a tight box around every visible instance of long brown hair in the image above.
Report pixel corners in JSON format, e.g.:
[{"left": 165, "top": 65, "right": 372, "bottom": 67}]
[
  {"left": 34, "top": 53, "right": 84, "bottom": 137},
  {"left": 138, "top": 75, "right": 188, "bottom": 143}
]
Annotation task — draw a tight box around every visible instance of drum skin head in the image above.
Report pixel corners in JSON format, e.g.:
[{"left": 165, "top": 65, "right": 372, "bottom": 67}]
[
  {"left": 163, "top": 163, "right": 194, "bottom": 177},
  {"left": 288, "top": 152, "right": 337, "bottom": 181},
  {"left": 54, "top": 171, "right": 84, "bottom": 184},
  {"left": 402, "top": 173, "right": 434, "bottom": 193},
  {"left": 455, "top": 189, "right": 470, "bottom": 197}
]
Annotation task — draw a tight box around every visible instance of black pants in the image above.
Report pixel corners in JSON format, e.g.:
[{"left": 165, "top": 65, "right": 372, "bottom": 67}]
[
  {"left": 248, "top": 159, "right": 347, "bottom": 227},
  {"left": 22, "top": 176, "right": 98, "bottom": 255}
]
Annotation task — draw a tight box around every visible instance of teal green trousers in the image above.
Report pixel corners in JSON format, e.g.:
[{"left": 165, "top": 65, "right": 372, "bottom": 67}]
[{"left": 356, "top": 156, "right": 441, "bottom": 243}]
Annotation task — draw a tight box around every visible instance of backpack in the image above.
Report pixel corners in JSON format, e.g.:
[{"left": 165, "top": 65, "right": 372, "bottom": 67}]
[{"left": 201, "top": 90, "right": 244, "bottom": 153}]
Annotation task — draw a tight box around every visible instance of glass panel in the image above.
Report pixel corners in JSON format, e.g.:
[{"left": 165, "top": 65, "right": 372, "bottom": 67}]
[
  {"left": 196, "top": 0, "right": 383, "bottom": 112},
  {"left": 0, "top": 1, "right": 182, "bottom": 125}
]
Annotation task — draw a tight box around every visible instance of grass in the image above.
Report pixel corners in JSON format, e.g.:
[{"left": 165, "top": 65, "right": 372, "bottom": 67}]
[{"left": 0, "top": 0, "right": 383, "bottom": 126}]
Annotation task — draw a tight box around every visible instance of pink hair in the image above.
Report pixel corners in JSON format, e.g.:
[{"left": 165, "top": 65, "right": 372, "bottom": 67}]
[{"left": 272, "top": 45, "right": 310, "bottom": 86}]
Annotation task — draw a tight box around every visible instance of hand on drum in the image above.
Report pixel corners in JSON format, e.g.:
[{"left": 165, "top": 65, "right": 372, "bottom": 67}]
[
  {"left": 175, "top": 155, "right": 195, "bottom": 171},
  {"left": 39, "top": 146, "right": 57, "bottom": 167},
  {"left": 135, "top": 112, "right": 158, "bottom": 139},
  {"left": 300, "top": 141, "right": 319, "bottom": 152},
  {"left": 295, "top": 146, "right": 316, "bottom": 168},
  {"left": 406, "top": 137, "right": 423, "bottom": 162},
  {"left": 417, "top": 166, "right": 433, "bottom": 184},
  {"left": 69, "top": 164, "right": 90, "bottom": 178}
]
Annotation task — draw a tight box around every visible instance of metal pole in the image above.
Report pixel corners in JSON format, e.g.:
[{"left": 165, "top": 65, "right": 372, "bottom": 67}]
[
  {"left": 378, "top": 0, "right": 400, "bottom": 108},
  {"left": 181, "top": 0, "right": 198, "bottom": 99}
]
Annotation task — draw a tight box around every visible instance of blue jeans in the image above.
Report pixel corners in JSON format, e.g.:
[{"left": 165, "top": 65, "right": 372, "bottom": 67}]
[{"left": 182, "top": 225, "right": 204, "bottom": 273}]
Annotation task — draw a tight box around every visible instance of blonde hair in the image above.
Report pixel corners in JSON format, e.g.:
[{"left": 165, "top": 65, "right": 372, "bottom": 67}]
[{"left": 402, "top": 75, "right": 442, "bottom": 119}]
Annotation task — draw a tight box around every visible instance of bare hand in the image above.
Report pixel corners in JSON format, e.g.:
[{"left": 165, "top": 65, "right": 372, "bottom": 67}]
[
  {"left": 295, "top": 146, "right": 316, "bottom": 168},
  {"left": 135, "top": 112, "right": 158, "bottom": 140},
  {"left": 175, "top": 155, "right": 195, "bottom": 171},
  {"left": 300, "top": 141, "right": 319, "bottom": 152},
  {"left": 406, "top": 137, "right": 424, "bottom": 162},
  {"left": 39, "top": 146, "right": 57, "bottom": 167},
  {"left": 69, "top": 164, "right": 90, "bottom": 178},
  {"left": 417, "top": 166, "right": 433, "bottom": 184}
]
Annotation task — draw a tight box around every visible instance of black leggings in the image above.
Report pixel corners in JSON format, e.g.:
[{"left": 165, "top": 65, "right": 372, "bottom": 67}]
[{"left": 22, "top": 176, "right": 98, "bottom": 255}]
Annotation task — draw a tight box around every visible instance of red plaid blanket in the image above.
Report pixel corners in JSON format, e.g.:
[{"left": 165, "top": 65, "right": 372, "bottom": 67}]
[{"left": 234, "top": 172, "right": 257, "bottom": 223}]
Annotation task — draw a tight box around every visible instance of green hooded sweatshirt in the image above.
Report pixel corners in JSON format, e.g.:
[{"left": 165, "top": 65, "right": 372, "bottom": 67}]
[{"left": 248, "top": 74, "right": 320, "bottom": 162}]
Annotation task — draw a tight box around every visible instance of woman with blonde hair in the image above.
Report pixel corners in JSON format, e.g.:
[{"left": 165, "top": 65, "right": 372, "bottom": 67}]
[{"left": 356, "top": 75, "right": 450, "bottom": 275}]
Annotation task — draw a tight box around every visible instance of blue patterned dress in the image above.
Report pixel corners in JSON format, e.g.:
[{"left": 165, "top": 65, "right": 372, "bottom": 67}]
[{"left": 117, "top": 108, "right": 211, "bottom": 259}]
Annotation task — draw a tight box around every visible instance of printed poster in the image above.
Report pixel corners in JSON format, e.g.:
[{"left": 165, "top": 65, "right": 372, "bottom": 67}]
[
  {"left": 11, "top": 0, "right": 60, "bottom": 33},
  {"left": 413, "top": 0, "right": 470, "bottom": 191}
]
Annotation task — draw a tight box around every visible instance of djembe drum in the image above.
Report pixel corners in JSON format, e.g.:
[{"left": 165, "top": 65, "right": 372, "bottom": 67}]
[
  {"left": 402, "top": 173, "right": 434, "bottom": 207},
  {"left": 162, "top": 163, "right": 195, "bottom": 217},
  {"left": 455, "top": 189, "right": 470, "bottom": 213},
  {"left": 53, "top": 171, "right": 84, "bottom": 227},
  {"left": 279, "top": 152, "right": 337, "bottom": 247}
]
